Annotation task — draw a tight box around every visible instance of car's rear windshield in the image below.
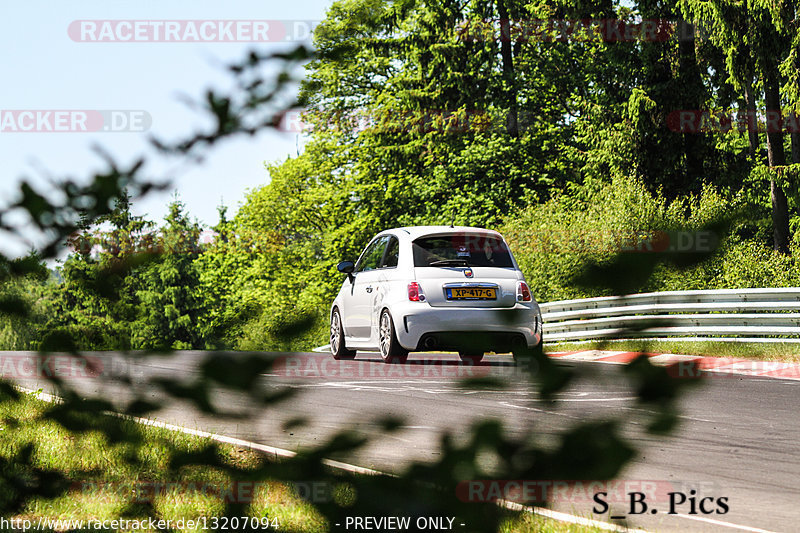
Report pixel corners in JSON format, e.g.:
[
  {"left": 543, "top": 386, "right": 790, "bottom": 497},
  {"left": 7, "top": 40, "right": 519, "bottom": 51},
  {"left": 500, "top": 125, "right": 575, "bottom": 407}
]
[{"left": 412, "top": 234, "right": 514, "bottom": 268}]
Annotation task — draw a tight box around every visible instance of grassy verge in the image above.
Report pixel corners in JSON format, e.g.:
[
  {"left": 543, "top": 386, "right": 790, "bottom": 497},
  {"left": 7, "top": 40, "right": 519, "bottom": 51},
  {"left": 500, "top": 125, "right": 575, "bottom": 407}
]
[
  {"left": 546, "top": 339, "right": 800, "bottom": 363},
  {"left": 1, "top": 391, "right": 327, "bottom": 533},
  {"left": 0, "top": 391, "right": 607, "bottom": 533}
]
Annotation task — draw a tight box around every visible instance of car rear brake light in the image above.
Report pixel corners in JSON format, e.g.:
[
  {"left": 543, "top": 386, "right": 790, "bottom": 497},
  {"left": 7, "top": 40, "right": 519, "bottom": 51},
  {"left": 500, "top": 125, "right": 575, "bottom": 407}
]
[
  {"left": 516, "top": 281, "right": 532, "bottom": 302},
  {"left": 408, "top": 282, "right": 426, "bottom": 302}
]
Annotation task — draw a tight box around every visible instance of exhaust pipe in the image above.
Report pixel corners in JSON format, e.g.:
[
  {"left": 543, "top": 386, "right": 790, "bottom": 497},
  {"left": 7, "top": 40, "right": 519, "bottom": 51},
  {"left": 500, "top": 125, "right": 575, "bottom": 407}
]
[{"left": 423, "top": 336, "right": 439, "bottom": 350}]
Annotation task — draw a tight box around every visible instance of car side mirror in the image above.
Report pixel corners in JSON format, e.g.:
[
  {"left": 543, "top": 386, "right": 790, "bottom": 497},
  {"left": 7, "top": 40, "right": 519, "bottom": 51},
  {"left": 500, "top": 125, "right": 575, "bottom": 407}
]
[{"left": 337, "top": 261, "right": 355, "bottom": 282}]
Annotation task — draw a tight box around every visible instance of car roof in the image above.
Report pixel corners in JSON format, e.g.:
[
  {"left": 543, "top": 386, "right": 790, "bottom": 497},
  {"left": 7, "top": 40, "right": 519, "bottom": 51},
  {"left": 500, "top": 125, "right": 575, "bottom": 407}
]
[{"left": 385, "top": 226, "right": 503, "bottom": 239}]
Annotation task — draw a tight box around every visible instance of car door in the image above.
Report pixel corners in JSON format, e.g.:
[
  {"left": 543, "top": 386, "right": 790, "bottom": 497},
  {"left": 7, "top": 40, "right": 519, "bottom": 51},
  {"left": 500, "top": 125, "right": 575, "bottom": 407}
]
[
  {"left": 370, "top": 235, "right": 401, "bottom": 341},
  {"left": 345, "top": 235, "right": 390, "bottom": 340}
]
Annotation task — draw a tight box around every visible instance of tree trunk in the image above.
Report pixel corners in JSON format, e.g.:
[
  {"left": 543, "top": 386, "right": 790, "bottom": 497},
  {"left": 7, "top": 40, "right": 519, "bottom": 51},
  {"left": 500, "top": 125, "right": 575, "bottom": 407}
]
[
  {"left": 678, "top": 19, "right": 704, "bottom": 189},
  {"left": 743, "top": 83, "right": 760, "bottom": 158},
  {"left": 764, "top": 66, "right": 790, "bottom": 253},
  {"left": 790, "top": 116, "right": 799, "bottom": 205},
  {"left": 497, "top": 0, "right": 518, "bottom": 137}
]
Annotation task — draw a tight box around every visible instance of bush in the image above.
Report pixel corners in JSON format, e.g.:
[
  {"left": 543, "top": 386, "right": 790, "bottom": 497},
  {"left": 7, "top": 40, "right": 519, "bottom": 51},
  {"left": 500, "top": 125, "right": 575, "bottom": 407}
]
[
  {"left": 502, "top": 176, "right": 796, "bottom": 303},
  {"left": 714, "top": 241, "right": 800, "bottom": 288},
  {"left": 41, "top": 322, "right": 132, "bottom": 352},
  {"left": 0, "top": 274, "right": 54, "bottom": 350},
  {"left": 234, "top": 303, "right": 328, "bottom": 352}
]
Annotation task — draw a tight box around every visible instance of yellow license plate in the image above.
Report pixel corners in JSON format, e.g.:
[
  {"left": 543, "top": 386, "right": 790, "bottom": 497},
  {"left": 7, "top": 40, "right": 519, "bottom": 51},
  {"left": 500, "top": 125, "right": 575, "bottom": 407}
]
[{"left": 447, "top": 287, "right": 497, "bottom": 300}]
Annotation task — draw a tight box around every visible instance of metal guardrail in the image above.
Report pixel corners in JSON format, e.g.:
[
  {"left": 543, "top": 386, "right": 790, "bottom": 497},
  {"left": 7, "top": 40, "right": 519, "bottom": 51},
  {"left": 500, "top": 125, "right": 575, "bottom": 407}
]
[{"left": 540, "top": 288, "right": 800, "bottom": 343}]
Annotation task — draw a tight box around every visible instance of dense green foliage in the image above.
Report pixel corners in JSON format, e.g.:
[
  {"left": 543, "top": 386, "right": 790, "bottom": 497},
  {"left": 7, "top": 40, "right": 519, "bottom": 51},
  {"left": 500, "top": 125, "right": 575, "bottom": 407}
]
[
  {"left": 195, "top": 0, "right": 800, "bottom": 350},
  {"left": 4, "top": 0, "right": 800, "bottom": 351},
  {"left": 1, "top": 3, "right": 795, "bottom": 530},
  {"left": 505, "top": 176, "right": 800, "bottom": 301},
  {"left": 1, "top": 197, "right": 211, "bottom": 351}
]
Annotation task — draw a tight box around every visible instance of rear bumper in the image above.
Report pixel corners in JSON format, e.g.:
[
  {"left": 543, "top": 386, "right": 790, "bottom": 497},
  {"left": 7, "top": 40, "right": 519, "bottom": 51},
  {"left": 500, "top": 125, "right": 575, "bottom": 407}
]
[{"left": 392, "top": 302, "right": 542, "bottom": 352}]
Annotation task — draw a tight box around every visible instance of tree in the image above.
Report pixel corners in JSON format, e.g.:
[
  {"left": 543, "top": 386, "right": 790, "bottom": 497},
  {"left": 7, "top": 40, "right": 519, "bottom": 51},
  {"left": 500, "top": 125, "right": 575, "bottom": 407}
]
[
  {"left": 49, "top": 192, "right": 155, "bottom": 349},
  {"left": 133, "top": 199, "right": 207, "bottom": 350},
  {"left": 0, "top": 11, "right": 720, "bottom": 532},
  {"left": 680, "top": 0, "right": 794, "bottom": 252}
]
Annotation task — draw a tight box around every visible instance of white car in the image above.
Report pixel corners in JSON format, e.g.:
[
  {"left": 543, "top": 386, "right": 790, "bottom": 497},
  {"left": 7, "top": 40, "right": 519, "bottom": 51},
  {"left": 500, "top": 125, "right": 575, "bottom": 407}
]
[{"left": 330, "top": 226, "right": 543, "bottom": 363}]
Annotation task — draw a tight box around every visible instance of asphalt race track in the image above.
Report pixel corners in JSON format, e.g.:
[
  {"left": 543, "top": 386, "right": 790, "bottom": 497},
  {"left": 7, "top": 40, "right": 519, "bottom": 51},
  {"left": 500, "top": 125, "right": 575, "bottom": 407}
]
[{"left": 6, "top": 350, "right": 800, "bottom": 533}]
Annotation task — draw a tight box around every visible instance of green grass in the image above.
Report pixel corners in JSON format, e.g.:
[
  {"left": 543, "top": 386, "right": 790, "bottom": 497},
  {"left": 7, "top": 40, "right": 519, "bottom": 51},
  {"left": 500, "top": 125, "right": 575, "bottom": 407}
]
[
  {"left": 0, "top": 392, "right": 327, "bottom": 532},
  {"left": 546, "top": 339, "right": 800, "bottom": 363},
  {"left": 498, "top": 512, "right": 610, "bottom": 533},
  {"left": 0, "top": 392, "right": 610, "bottom": 533}
]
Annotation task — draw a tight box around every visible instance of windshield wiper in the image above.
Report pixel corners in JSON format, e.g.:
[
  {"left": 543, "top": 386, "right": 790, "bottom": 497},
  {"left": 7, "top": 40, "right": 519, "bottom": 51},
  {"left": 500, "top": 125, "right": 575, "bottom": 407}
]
[{"left": 429, "top": 259, "right": 469, "bottom": 267}]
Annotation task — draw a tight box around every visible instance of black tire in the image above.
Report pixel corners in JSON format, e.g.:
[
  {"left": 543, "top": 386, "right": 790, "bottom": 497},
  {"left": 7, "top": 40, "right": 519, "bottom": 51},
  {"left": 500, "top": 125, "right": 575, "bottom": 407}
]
[
  {"left": 330, "top": 309, "right": 356, "bottom": 360},
  {"left": 458, "top": 352, "right": 484, "bottom": 364},
  {"left": 512, "top": 338, "right": 543, "bottom": 365},
  {"left": 378, "top": 309, "right": 408, "bottom": 364}
]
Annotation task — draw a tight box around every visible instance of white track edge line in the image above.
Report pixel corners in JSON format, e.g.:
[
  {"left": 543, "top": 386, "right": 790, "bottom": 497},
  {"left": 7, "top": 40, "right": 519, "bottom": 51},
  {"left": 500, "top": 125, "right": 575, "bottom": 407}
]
[
  {"left": 16, "top": 386, "right": 648, "bottom": 532},
  {"left": 675, "top": 513, "right": 779, "bottom": 533},
  {"left": 24, "top": 387, "right": 776, "bottom": 532},
  {"left": 557, "top": 351, "right": 800, "bottom": 382},
  {"left": 501, "top": 500, "right": 648, "bottom": 532},
  {"left": 17, "top": 386, "right": 384, "bottom": 476}
]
